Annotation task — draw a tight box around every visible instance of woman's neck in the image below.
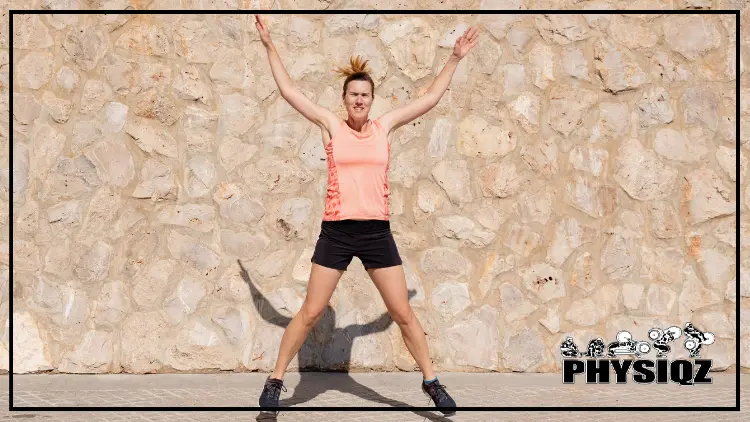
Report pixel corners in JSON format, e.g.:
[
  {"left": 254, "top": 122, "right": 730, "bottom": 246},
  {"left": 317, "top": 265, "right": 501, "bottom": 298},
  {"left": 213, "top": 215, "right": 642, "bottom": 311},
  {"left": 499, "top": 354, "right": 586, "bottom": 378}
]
[{"left": 346, "top": 116, "right": 369, "bottom": 132}]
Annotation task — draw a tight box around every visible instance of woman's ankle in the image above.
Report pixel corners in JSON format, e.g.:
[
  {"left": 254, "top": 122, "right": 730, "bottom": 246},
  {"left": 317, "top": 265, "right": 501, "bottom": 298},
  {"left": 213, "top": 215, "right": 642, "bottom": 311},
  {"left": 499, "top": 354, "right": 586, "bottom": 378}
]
[{"left": 422, "top": 373, "right": 437, "bottom": 381}]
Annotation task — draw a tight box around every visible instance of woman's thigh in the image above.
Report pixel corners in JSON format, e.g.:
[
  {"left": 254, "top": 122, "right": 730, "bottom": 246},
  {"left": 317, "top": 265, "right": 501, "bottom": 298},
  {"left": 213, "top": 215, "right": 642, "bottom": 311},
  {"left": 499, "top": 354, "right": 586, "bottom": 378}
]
[
  {"left": 303, "top": 263, "right": 345, "bottom": 313},
  {"left": 366, "top": 265, "right": 411, "bottom": 320}
]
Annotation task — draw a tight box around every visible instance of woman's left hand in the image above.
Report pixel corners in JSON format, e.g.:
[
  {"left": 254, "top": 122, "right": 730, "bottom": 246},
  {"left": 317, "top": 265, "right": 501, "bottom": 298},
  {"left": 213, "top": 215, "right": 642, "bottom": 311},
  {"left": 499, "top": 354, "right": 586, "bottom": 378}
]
[{"left": 452, "top": 26, "right": 479, "bottom": 59}]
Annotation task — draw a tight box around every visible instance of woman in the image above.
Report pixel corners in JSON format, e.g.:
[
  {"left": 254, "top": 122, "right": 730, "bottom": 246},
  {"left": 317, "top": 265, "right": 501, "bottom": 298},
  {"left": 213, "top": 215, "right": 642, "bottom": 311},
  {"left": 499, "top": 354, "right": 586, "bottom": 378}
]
[{"left": 254, "top": 14, "right": 478, "bottom": 416}]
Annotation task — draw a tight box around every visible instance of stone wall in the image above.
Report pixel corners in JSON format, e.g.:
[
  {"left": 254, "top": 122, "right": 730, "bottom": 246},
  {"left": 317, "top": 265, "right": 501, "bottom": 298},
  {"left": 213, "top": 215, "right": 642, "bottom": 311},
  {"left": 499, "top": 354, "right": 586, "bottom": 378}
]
[{"left": 4, "top": 2, "right": 748, "bottom": 374}]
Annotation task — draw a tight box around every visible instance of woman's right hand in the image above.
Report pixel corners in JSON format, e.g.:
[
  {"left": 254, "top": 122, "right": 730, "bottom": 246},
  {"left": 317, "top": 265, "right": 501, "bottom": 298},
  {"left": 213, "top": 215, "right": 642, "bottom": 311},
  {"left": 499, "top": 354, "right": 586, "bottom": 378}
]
[{"left": 255, "top": 14, "right": 272, "bottom": 48}]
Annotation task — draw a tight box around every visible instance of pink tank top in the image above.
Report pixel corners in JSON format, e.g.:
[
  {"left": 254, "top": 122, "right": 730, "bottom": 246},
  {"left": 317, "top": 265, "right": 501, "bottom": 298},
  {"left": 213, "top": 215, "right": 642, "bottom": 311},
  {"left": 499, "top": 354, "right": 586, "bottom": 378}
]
[{"left": 323, "top": 118, "right": 391, "bottom": 221}]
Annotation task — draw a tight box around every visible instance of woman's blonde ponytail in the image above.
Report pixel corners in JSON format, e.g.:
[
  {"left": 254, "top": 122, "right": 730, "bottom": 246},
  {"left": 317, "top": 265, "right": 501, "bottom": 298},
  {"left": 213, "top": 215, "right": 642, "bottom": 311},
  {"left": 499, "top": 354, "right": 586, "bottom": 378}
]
[
  {"left": 334, "top": 55, "right": 372, "bottom": 78},
  {"left": 334, "top": 55, "right": 375, "bottom": 96}
]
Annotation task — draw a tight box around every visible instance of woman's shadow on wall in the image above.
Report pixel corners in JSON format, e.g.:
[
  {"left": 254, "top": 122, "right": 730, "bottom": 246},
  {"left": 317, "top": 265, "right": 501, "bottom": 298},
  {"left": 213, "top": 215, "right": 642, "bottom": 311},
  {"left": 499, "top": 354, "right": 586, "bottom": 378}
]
[{"left": 237, "top": 260, "right": 451, "bottom": 421}]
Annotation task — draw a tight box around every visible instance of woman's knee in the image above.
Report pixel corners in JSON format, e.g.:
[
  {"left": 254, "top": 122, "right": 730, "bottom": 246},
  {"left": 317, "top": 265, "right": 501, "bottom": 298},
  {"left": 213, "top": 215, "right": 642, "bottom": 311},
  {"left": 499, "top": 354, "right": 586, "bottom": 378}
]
[
  {"left": 391, "top": 306, "right": 414, "bottom": 326},
  {"left": 299, "top": 302, "right": 326, "bottom": 326}
]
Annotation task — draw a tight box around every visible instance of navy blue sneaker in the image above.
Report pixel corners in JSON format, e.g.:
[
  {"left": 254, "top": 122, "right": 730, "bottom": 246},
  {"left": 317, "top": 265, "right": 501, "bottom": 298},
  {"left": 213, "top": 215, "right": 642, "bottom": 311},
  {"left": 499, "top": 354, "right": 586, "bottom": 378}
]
[
  {"left": 421, "top": 379, "right": 456, "bottom": 416},
  {"left": 259, "top": 376, "right": 286, "bottom": 412}
]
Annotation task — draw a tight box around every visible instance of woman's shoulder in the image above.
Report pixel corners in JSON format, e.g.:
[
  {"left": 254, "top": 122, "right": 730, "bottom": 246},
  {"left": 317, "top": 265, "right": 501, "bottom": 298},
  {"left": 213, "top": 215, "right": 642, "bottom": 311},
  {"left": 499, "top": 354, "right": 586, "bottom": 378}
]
[
  {"left": 322, "top": 117, "right": 346, "bottom": 142},
  {"left": 372, "top": 117, "right": 386, "bottom": 132},
  {"left": 372, "top": 117, "right": 392, "bottom": 138}
]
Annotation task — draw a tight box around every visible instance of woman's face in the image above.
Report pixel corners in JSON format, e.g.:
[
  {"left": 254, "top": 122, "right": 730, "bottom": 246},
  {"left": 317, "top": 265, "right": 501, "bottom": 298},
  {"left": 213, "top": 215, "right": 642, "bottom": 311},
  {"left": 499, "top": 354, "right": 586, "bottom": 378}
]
[{"left": 343, "top": 80, "right": 373, "bottom": 120}]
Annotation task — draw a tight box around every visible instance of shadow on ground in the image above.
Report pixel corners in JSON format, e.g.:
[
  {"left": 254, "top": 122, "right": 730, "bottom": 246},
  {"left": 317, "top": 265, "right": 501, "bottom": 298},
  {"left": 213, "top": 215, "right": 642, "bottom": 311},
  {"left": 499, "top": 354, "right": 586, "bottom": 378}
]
[{"left": 237, "top": 260, "right": 452, "bottom": 422}]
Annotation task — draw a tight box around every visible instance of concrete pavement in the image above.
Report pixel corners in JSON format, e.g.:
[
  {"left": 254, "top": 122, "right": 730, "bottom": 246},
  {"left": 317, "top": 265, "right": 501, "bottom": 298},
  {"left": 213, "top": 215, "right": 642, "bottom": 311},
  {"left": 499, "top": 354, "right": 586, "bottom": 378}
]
[{"left": 2, "top": 371, "right": 746, "bottom": 421}]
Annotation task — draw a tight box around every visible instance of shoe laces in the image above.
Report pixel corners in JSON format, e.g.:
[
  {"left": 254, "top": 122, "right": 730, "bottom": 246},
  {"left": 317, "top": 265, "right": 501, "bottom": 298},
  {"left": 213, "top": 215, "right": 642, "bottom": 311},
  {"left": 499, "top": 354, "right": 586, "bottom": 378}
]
[
  {"left": 265, "top": 380, "right": 287, "bottom": 400},
  {"left": 426, "top": 381, "right": 449, "bottom": 403}
]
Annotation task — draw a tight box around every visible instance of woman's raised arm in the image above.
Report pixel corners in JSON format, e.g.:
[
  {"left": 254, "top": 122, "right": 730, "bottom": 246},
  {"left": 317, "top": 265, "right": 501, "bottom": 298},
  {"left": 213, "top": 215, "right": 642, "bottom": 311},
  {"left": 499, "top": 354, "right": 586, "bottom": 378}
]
[
  {"left": 255, "top": 15, "right": 338, "bottom": 133},
  {"left": 378, "top": 26, "right": 479, "bottom": 135}
]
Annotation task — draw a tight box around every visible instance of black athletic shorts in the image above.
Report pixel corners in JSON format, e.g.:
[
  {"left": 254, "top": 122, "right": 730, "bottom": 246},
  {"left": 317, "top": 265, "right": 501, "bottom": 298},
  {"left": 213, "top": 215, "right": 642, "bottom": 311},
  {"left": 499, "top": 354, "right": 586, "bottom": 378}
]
[{"left": 311, "top": 219, "right": 403, "bottom": 271}]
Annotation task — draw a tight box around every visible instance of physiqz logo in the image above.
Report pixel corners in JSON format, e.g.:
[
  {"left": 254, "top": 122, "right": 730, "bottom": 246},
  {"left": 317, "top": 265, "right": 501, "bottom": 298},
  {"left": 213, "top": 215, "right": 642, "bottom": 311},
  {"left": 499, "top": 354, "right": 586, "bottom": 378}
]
[{"left": 560, "top": 322, "right": 715, "bottom": 386}]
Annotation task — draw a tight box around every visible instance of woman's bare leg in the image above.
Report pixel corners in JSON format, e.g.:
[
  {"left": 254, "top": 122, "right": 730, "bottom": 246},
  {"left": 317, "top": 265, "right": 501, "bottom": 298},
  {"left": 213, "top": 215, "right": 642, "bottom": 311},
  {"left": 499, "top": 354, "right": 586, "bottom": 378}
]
[
  {"left": 270, "top": 263, "right": 344, "bottom": 380},
  {"left": 366, "top": 265, "right": 435, "bottom": 381}
]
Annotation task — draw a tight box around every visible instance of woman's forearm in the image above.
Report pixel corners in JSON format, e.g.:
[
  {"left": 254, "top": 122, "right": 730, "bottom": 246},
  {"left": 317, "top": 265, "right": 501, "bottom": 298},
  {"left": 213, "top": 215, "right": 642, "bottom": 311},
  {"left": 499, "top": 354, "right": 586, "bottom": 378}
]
[
  {"left": 264, "top": 43, "right": 295, "bottom": 97},
  {"left": 425, "top": 54, "right": 462, "bottom": 99}
]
